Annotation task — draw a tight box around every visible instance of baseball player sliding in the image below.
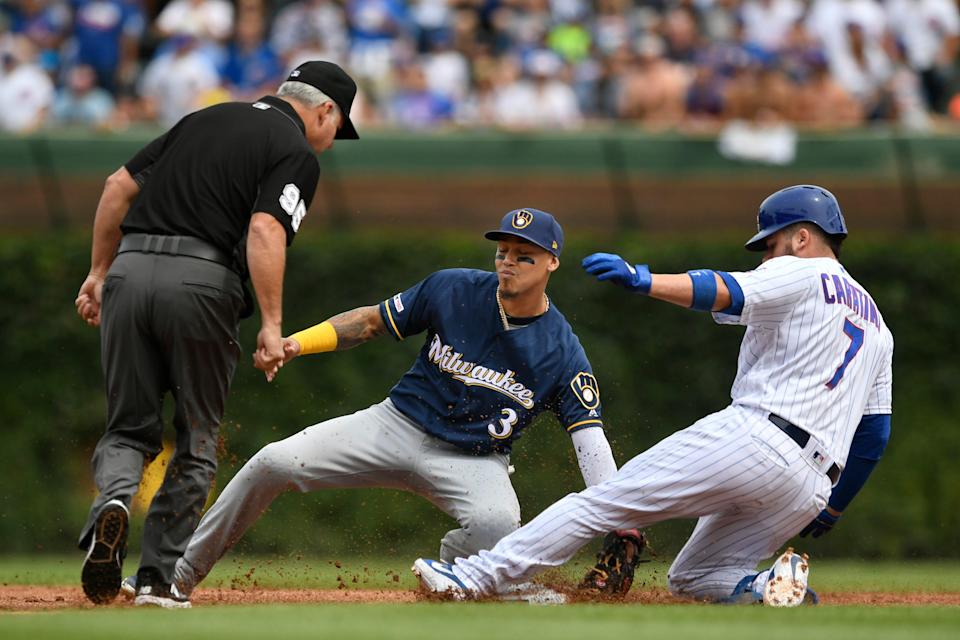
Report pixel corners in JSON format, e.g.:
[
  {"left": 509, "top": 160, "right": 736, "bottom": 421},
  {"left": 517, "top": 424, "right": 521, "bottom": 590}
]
[
  {"left": 121, "top": 208, "right": 623, "bottom": 604},
  {"left": 414, "top": 185, "right": 894, "bottom": 607}
]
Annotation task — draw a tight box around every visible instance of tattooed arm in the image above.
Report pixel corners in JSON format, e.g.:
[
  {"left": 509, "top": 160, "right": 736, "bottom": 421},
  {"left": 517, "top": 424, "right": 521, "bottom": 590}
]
[{"left": 282, "top": 305, "right": 387, "bottom": 363}]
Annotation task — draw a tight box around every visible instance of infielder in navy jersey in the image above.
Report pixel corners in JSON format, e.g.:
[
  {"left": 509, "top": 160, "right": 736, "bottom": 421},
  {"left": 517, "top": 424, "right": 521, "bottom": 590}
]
[
  {"left": 121, "top": 208, "right": 619, "bottom": 603},
  {"left": 414, "top": 185, "right": 893, "bottom": 607}
]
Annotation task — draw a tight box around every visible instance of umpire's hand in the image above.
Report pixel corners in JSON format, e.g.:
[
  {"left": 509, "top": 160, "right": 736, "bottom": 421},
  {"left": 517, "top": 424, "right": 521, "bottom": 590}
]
[
  {"left": 254, "top": 325, "right": 285, "bottom": 382},
  {"left": 75, "top": 274, "right": 104, "bottom": 327}
]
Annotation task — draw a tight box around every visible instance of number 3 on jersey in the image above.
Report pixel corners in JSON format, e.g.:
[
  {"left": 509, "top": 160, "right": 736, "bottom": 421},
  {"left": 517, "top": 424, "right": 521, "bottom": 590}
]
[
  {"left": 488, "top": 408, "right": 518, "bottom": 439},
  {"left": 826, "top": 318, "right": 864, "bottom": 390}
]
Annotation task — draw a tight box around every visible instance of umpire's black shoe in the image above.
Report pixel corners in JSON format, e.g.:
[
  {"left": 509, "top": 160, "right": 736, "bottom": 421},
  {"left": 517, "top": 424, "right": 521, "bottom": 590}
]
[
  {"left": 81, "top": 499, "right": 129, "bottom": 605},
  {"left": 134, "top": 569, "right": 192, "bottom": 609}
]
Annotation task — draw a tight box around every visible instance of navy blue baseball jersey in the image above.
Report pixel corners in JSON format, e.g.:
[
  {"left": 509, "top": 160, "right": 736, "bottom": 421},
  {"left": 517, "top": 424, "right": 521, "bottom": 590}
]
[{"left": 378, "top": 269, "right": 603, "bottom": 454}]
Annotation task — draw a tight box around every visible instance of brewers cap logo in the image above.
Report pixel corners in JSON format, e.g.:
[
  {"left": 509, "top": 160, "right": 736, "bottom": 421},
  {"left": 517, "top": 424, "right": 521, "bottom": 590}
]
[
  {"left": 512, "top": 209, "right": 534, "bottom": 230},
  {"left": 570, "top": 372, "right": 600, "bottom": 410}
]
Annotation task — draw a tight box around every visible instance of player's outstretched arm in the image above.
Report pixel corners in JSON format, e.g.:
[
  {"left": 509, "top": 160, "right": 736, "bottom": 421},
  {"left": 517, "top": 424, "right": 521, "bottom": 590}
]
[
  {"left": 284, "top": 305, "right": 388, "bottom": 362},
  {"left": 582, "top": 252, "right": 737, "bottom": 312}
]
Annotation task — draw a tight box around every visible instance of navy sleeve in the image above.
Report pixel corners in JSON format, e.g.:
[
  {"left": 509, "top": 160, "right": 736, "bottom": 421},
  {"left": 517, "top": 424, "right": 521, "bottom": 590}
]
[
  {"left": 554, "top": 349, "right": 604, "bottom": 434},
  {"left": 378, "top": 271, "right": 449, "bottom": 340},
  {"left": 828, "top": 414, "right": 891, "bottom": 512}
]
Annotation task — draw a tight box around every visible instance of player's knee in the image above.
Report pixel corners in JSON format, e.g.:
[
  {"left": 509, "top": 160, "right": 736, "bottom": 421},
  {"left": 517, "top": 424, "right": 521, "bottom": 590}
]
[{"left": 468, "top": 507, "right": 521, "bottom": 547}]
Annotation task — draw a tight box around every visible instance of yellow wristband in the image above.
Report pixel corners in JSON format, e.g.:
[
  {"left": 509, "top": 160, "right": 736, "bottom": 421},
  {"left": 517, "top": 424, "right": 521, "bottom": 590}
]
[{"left": 289, "top": 321, "right": 338, "bottom": 355}]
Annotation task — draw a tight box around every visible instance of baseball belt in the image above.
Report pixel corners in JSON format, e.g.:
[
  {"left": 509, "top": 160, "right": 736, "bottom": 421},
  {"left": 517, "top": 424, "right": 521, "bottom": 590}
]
[
  {"left": 768, "top": 413, "right": 841, "bottom": 484},
  {"left": 118, "top": 234, "right": 233, "bottom": 269}
]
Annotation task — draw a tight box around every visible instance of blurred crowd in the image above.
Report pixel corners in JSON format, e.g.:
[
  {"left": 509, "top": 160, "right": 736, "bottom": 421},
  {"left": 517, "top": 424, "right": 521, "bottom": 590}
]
[{"left": 1, "top": 0, "right": 959, "bottom": 134}]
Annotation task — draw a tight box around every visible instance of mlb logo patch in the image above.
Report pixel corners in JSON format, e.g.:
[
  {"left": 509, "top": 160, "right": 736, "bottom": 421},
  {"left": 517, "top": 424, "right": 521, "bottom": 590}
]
[{"left": 812, "top": 451, "right": 825, "bottom": 465}]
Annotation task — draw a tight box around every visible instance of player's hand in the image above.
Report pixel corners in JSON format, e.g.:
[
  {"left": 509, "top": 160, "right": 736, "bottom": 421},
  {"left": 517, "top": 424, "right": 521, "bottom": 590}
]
[
  {"left": 582, "top": 253, "right": 652, "bottom": 294},
  {"left": 799, "top": 508, "right": 840, "bottom": 538},
  {"left": 254, "top": 325, "right": 285, "bottom": 382},
  {"left": 75, "top": 274, "right": 104, "bottom": 327},
  {"left": 282, "top": 337, "right": 301, "bottom": 363}
]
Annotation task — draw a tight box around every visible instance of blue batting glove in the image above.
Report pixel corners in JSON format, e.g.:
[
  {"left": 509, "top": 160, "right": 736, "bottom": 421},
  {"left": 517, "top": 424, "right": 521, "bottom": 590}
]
[
  {"left": 582, "top": 253, "right": 652, "bottom": 294},
  {"left": 799, "top": 509, "right": 840, "bottom": 538}
]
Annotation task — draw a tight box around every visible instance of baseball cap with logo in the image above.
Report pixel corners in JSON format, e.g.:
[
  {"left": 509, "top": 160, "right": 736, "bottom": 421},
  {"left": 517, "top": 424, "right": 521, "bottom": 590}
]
[
  {"left": 485, "top": 208, "right": 564, "bottom": 256},
  {"left": 286, "top": 61, "right": 360, "bottom": 140}
]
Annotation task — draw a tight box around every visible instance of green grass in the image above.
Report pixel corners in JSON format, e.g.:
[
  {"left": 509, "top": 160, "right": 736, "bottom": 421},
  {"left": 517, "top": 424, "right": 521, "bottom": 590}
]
[
  {"left": 2, "top": 603, "right": 960, "bottom": 640},
  {"left": 3, "top": 554, "right": 960, "bottom": 593},
  {"left": 3, "top": 556, "right": 959, "bottom": 640}
]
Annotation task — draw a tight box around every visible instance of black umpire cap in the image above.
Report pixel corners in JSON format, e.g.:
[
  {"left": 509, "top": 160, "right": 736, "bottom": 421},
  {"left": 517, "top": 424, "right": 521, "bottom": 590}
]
[{"left": 286, "top": 61, "right": 360, "bottom": 140}]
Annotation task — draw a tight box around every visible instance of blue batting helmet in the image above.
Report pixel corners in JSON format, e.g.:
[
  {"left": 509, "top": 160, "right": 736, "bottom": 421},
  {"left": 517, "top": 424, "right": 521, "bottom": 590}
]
[{"left": 744, "top": 185, "right": 847, "bottom": 252}]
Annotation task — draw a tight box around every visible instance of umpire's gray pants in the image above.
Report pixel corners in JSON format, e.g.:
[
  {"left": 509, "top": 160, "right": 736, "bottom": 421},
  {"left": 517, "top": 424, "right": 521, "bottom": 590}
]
[
  {"left": 175, "top": 399, "right": 520, "bottom": 592},
  {"left": 79, "top": 251, "right": 244, "bottom": 585}
]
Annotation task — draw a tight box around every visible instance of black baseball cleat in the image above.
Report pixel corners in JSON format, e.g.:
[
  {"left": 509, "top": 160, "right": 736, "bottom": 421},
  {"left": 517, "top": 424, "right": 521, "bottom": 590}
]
[
  {"left": 81, "top": 499, "right": 129, "bottom": 605},
  {"left": 134, "top": 569, "right": 192, "bottom": 609}
]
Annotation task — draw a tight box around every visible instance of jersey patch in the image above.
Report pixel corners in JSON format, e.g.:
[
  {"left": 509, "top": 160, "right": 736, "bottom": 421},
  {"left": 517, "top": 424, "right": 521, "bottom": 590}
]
[
  {"left": 252, "top": 102, "right": 270, "bottom": 110},
  {"left": 393, "top": 293, "right": 405, "bottom": 313},
  {"left": 570, "top": 372, "right": 600, "bottom": 410}
]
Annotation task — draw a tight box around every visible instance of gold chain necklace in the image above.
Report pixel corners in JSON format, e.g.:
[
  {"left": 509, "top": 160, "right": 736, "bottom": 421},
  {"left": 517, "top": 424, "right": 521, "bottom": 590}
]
[{"left": 496, "top": 286, "right": 549, "bottom": 331}]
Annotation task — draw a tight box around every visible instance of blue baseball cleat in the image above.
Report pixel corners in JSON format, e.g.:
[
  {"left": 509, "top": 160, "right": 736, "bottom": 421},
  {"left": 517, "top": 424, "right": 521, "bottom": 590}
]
[{"left": 411, "top": 558, "right": 474, "bottom": 600}]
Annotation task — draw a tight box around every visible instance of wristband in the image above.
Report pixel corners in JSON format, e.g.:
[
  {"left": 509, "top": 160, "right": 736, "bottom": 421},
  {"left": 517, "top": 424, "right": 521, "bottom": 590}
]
[{"left": 289, "top": 321, "right": 338, "bottom": 355}]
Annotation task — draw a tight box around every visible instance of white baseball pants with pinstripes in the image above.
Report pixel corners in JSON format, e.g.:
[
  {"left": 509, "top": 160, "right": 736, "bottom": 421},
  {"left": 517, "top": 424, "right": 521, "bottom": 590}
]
[{"left": 452, "top": 404, "right": 832, "bottom": 601}]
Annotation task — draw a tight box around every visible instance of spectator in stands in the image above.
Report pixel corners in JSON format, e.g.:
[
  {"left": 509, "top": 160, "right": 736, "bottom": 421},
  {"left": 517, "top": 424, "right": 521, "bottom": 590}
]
[
  {"left": 5, "top": 0, "right": 71, "bottom": 75},
  {"left": 739, "top": 0, "right": 805, "bottom": 56},
  {"left": 0, "top": 35, "right": 55, "bottom": 132},
  {"left": 492, "top": 48, "right": 582, "bottom": 130},
  {"left": 830, "top": 21, "right": 894, "bottom": 119},
  {"left": 345, "top": 0, "right": 410, "bottom": 99},
  {"left": 792, "top": 51, "right": 864, "bottom": 128},
  {"left": 221, "top": 10, "right": 284, "bottom": 100},
  {"left": 421, "top": 28, "right": 470, "bottom": 104},
  {"left": 155, "top": 0, "right": 234, "bottom": 45},
  {"left": 51, "top": 62, "right": 115, "bottom": 126},
  {"left": 618, "top": 34, "right": 690, "bottom": 128},
  {"left": 270, "top": 0, "right": 349, "bottom": 67},
  {"left": 139, "top": 34, "right": 220, "bottom": 126},
  {"left": 885, "top": 0, "right": 960, "bottom": 113},
  {"left": 387, "top": 59, "right": 454, "bottom": 128},
  {"left": 66, "top": 0, "right": 145, "bottom": 92}
]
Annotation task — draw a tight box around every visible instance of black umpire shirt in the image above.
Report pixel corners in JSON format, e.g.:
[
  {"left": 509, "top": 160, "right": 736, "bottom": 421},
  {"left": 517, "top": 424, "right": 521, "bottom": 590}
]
[{"left": 122, "top": 95, "right": 321, "bottom": 253}]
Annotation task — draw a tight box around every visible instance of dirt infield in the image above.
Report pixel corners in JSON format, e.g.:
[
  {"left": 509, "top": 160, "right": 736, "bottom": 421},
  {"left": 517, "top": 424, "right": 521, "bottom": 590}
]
[{"left": 2, "top": 585, "right": 958, "bottom": 611}]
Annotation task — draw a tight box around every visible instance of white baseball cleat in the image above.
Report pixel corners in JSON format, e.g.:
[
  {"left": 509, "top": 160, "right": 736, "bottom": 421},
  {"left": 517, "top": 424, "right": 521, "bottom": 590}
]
[
  {"left": 411, "top": 558, "right": 474, "bottom": 600},
  {"left": 762, "top": 547, "right": 810, "bottom": 608}
]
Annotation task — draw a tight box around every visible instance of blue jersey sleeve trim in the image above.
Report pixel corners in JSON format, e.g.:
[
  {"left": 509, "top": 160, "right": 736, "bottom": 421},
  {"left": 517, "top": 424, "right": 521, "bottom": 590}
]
[
  {"left": 687, "top": 269, "right": 718, "bottom": 311},
  {"left": 379, "top": 300, "right": 403, "bottom": 341},
  {"left": 716, "top": 271, "right": 745, "bottom": 316},
  {"left": 566, "top": 419, "right": 603, "bottom": 432},
  {"left": 828, "top": 414, "right": 890, "bottom": 512}
]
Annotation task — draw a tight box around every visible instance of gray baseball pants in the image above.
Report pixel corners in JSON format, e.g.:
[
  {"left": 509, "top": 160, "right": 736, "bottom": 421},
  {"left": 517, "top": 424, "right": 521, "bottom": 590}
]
[{"left": 174, "top": 398, "right": 520, "bottom": 593}]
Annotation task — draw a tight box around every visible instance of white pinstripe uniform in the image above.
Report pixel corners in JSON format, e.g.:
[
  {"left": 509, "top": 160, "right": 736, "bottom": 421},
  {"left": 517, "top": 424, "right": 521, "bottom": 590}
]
[{"left": 448, "top": 255, "right": 894, "bottom": 601}]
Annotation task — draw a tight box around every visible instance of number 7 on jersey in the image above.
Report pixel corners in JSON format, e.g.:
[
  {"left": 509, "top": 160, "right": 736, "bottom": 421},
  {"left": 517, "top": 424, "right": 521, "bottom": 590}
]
[{"left": 826, "top": 318, "right": 864, "bottom": 390}]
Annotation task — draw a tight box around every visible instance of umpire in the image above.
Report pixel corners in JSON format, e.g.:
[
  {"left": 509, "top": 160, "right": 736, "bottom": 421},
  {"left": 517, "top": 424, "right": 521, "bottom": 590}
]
[{"left": 74, "top": 61, "right": 359, "bottom": 608}]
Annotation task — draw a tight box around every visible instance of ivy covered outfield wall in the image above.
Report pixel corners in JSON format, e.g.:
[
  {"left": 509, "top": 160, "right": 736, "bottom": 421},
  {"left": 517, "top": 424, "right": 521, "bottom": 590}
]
[{"left": 1, "top": 231, "right": 957, "bottom": 559}]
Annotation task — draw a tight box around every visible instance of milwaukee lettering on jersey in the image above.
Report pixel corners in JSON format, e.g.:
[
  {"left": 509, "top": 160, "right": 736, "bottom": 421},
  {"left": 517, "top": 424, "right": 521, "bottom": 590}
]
[
  {"left": 428, "top": 334, "right": 535, "bottom": 409},
  {"left": 820, "top": 273, "right": 881, "bottom": 329}
]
